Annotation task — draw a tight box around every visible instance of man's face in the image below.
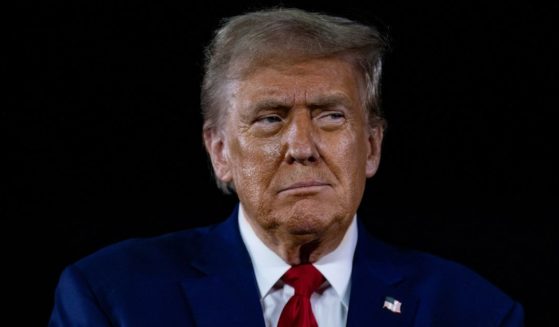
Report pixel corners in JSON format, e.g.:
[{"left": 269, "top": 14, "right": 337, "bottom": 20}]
[{"left": 206, "top": 57, "right": 383, "bottom": 241}]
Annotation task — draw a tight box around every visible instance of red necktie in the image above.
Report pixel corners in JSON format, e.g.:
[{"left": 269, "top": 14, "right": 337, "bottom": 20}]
[{"left": 278, "top": 264, "right": 326, "bottom": 327}]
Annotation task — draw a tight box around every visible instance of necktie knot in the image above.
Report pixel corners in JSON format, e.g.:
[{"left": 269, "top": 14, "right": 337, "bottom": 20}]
[
  {"left": 282, "top": 264, "right": 325, "bottom": 297},
  {"left": 278, "top": 264, "right": 325, "bottom": 327}
]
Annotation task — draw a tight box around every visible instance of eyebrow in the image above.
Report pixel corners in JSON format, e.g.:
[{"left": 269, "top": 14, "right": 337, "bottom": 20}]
[
  {"left": 250, "top": 99, "right": 292, "bottom": 113},
  {"left": 249, "top": 93, "right": 353, "bottom": 113},
  {"left": 307, "top": 93, "right": 353, "bottom": 109}
]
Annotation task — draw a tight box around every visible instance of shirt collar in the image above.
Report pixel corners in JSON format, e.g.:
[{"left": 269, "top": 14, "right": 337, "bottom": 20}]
[{"left": 238, "top": 203, "right": 358, "bottom": 307}]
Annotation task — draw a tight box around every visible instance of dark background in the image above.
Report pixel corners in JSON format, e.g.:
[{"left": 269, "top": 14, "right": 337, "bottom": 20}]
[{"left": 8, "top": 1, "right": 557, "bottom": 325}]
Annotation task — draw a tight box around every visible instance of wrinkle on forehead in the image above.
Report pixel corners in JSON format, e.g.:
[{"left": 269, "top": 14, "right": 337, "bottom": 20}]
[{"left": 245, "top": 91, "right": 355, "bottom": 113}]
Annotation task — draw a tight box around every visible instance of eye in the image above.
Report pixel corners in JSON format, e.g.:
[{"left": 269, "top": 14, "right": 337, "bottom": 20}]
[
  {"left": 255, "top": 115, "right": 283, "bottom": 124},
  {"left": 317, "top": 111, "right": 345, "bottom": 121},
  {"left": 251, "top": 114, "right": 284, "bottom": 135},
  {"left": 324, "top": 112, "right": 345, "bottom": 120},
  {"left": 316, "top": 111, "right": 346, "bottom": 129}
]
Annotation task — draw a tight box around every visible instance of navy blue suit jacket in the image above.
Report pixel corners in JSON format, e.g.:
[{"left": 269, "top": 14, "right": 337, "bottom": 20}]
[{"left": 50, "top": 207, "right": 523, "bottom": 326}]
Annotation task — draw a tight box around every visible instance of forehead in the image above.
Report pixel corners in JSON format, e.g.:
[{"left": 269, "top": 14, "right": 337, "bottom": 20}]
[{"left": 232, "top": 57, "right": 365, "bottom": 107}]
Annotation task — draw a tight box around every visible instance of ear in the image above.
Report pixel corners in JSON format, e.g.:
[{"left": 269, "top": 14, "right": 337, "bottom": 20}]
[
  {"left": 203, "top": 127, "right": 233, "bottom": 183},
  {"left": 365, "top": 126, "right": 384, "bottom": 178}
]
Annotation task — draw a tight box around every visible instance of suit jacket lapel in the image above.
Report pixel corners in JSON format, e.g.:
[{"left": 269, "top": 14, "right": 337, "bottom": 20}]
[
  {"left": 180, "top": 207, "right": 265, "bottom": 327},
  {"left": 347, "top": 221, "right": 418, "bottom": 327}
]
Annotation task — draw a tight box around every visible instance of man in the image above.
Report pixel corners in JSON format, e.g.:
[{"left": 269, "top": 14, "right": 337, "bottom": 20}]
[{"left": 50, "top": 8, "right": 524, "bottom": 326}]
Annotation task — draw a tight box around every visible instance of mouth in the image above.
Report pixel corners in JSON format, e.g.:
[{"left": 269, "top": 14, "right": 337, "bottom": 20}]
[{"left": 278, "top": 181, "right": 331, "bottom": 194}]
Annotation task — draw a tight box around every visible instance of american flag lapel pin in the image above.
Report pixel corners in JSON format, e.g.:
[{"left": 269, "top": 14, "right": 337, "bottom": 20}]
[{"left": 383, "top": 296, "right": 402, "bottom": 314}]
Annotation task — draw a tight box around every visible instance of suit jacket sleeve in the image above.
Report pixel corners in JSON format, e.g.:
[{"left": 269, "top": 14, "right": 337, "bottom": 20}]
[{"left": 49, "top": 264, "right": 112, "bottom": 327}]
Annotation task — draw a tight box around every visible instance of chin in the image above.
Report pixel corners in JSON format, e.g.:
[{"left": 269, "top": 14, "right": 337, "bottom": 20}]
[
  {"left": 256, "top": 196, "right": 350, "bottom": 235},
  {"left": 286, "top": 224, "right": 323, "bottom": 236},
  {"left": 283, "top": 207, "right": 339, "bottom": 236}
]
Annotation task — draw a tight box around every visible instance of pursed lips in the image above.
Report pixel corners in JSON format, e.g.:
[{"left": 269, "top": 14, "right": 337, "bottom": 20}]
[{"left": 278, "top": 181, "right": 331, "bottom": 193}]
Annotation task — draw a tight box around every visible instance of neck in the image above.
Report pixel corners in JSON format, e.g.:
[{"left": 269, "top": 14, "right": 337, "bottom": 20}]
[{"left": 246, "top": 217, "right": 350, "bottom": 265}]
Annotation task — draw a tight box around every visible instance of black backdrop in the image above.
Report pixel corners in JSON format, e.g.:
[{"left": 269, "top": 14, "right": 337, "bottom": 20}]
[{"left": 8, "top": 1, "right": 558, "bottom": 325}]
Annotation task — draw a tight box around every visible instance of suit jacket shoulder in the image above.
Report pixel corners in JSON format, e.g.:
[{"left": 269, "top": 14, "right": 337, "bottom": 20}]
[
  {"left": 347, "top": 224, "right": 524, "bottom": 326},
  {"left": 50, "top": 207, "right": 264, "bottom": 327},
  {"left": 50, "top": 223, "right": 219, "bottom": 326},
  {"left": 73, "top": 224, "right": 213, "bottom": 285}
]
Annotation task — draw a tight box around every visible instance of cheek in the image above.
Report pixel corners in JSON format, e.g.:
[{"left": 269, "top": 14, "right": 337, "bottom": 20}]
[
  {"left": 230, "top": 136, "right": 283, "bottom": 187},
  {"left": 329, "top": 133, "right": 368, "bottom": 169},
  {"left": 324, "top": 132, "right": 370, "bottom": 197}
]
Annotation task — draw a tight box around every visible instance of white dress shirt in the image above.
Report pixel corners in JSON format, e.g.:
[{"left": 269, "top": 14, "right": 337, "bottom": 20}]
[{"left": 238, "top": 204, "right": 358, "bottom": 327}]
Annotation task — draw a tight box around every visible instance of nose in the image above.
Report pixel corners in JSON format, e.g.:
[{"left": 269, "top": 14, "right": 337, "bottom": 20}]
[{"left": 284, "top": 111, "right": 320, "bottom": 165}]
